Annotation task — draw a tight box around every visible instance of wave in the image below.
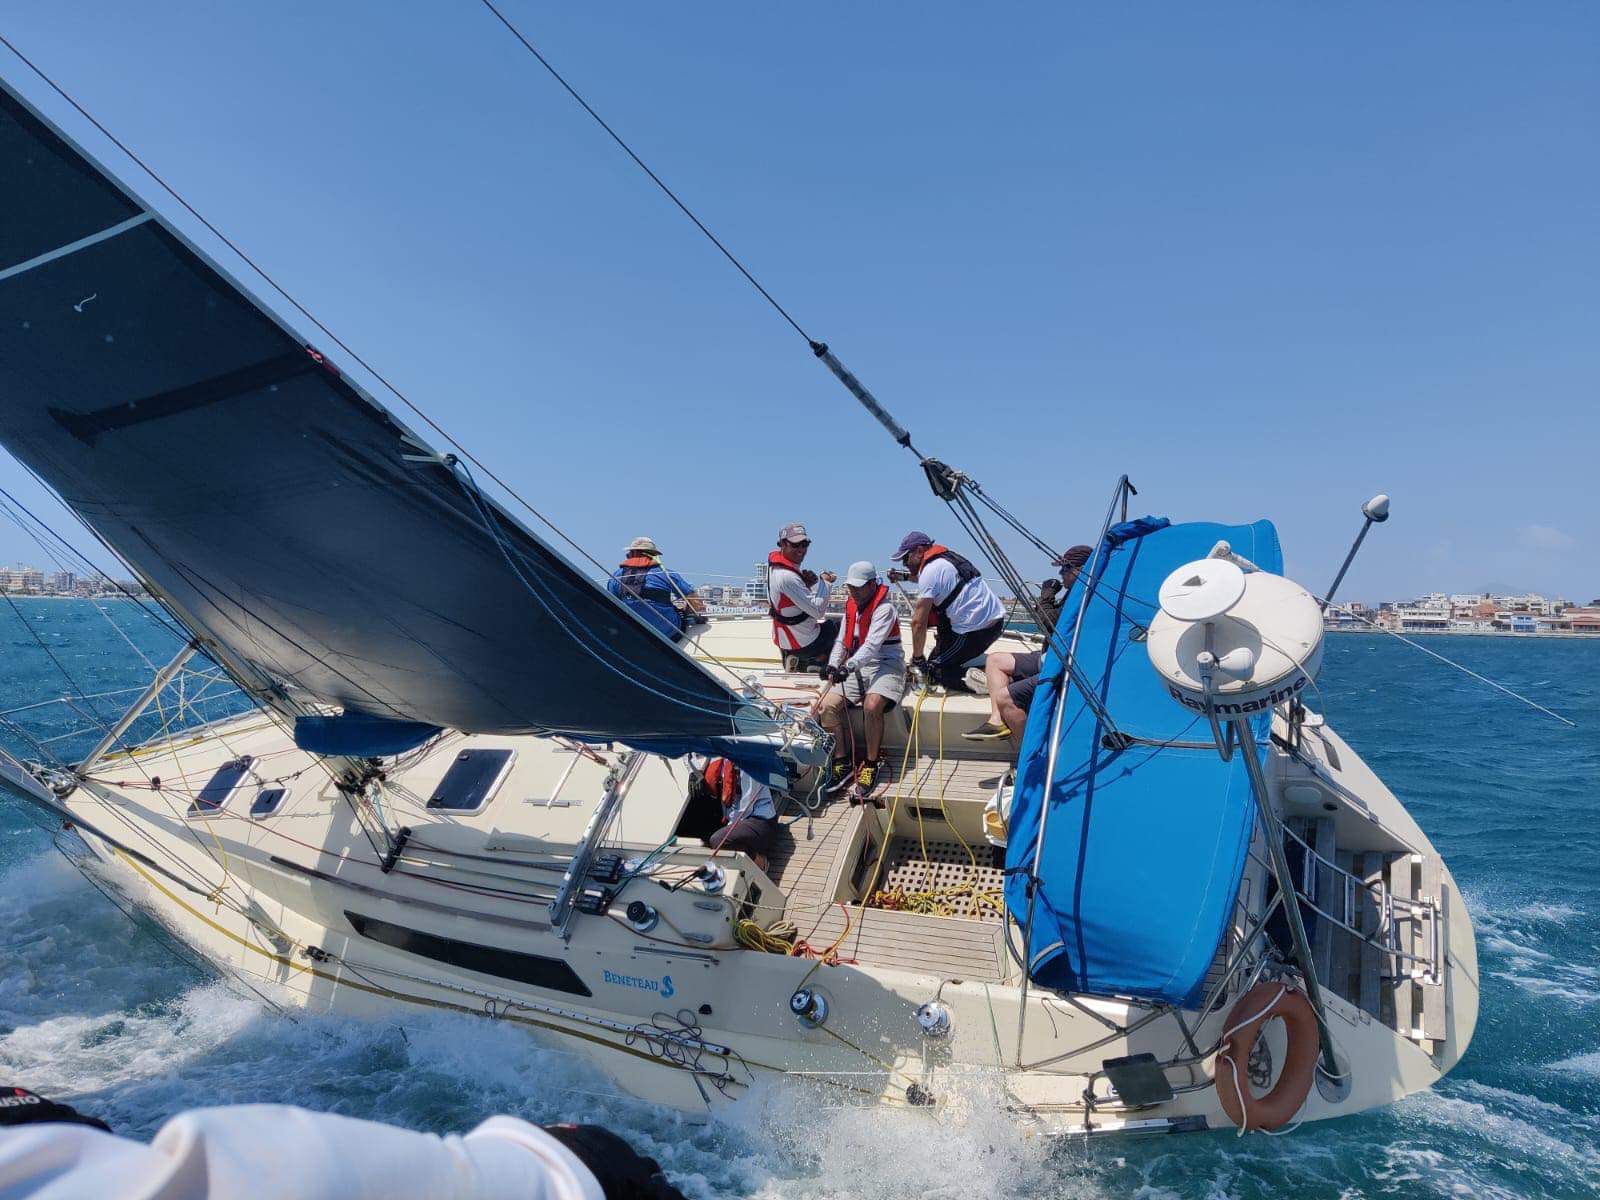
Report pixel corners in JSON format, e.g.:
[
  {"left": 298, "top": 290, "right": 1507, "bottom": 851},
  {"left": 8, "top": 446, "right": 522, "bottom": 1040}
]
[{"left": 1547, "top": 1051, "right": 1600, "bottom": 1079}]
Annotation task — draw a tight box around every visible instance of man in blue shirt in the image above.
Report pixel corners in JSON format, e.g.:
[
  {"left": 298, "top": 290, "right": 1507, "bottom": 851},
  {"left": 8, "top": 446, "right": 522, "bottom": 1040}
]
[{"left": 607, "top": 536, "right": 701, "bottom": 642}]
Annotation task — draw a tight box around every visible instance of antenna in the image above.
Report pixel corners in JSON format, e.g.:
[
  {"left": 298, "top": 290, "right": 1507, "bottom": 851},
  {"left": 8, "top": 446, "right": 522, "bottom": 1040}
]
[{"left": 1321, "top": 493, "right": 1389, "bottom": 612}]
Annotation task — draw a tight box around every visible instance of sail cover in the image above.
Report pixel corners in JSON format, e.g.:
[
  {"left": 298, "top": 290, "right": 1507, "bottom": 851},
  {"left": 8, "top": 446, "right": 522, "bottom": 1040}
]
[
  {"left": 1004, "top": 518, "right": 1281, "bottom": 1007},
  {"left": 0, "top": 81, "right": 796, "bottom": 777}
]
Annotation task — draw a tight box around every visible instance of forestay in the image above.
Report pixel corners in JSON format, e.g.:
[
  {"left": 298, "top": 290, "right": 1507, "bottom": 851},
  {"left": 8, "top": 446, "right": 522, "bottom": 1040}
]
[
  {"left": 1004, "top": 518, "right": 1281, "bottom": 1007},
  {"left": 0, "top": 81, "right": 797, "bottom": 778}
]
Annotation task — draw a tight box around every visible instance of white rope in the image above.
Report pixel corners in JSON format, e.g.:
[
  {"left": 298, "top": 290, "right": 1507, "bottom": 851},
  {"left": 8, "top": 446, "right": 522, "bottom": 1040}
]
[{"left": 1217, "top": 983, "right": 1287, "bottom": 1136}]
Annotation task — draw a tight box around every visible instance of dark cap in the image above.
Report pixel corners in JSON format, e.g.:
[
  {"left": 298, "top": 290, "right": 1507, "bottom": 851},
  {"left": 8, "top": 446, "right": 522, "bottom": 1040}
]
[
  {"left": 1054, "top": 545, "right": 1093, "bottom": 572},
  {"left": 891, "top": 531, "right": 933, "bottom": 562}
]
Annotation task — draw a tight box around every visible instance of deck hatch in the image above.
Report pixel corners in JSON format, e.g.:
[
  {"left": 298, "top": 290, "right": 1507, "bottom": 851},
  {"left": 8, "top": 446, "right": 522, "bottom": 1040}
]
[
  {"left": 426, "top": 748, "right": 515, "bottom": 813},
  {"left": 250, "top": 786, "right": 287, "bottom": 818},
  {"left": 343, "top": 909, "right": 592, "bottom": 997},
  {"left": 187, "top": 756, "right": 253, "bottom": 817}
]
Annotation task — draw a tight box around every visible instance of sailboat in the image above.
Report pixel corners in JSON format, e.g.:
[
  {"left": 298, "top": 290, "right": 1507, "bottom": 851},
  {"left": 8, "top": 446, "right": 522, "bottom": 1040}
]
[{"left": 0, "top": 58, "right": 1477, "bottom": 1138}]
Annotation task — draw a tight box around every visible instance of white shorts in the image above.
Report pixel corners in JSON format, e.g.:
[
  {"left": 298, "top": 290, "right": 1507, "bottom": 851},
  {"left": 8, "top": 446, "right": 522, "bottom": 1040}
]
[{"left": 842, "top": 659, "right": 907, "bottom": 707}]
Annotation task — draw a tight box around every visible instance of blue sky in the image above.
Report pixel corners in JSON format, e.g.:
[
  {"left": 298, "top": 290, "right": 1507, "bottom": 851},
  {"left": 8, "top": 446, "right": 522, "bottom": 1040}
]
[{"left": 2, "top": 2, "right": 1595, "bottom": 604}]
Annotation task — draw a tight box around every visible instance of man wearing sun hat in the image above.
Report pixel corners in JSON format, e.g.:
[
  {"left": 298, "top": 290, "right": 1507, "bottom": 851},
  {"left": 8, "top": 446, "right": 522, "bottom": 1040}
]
[
  {"left": 606, "top": 535, "right": 701, "bottom": 642},
  {"left": 890, "top": 530, "right": 1006, "bottom": 691}
]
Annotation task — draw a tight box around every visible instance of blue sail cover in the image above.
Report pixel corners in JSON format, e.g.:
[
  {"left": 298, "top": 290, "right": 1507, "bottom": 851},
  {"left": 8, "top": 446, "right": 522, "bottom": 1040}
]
[
  {"left": 0, "top": 80, "right": 797, "bottom": 781},
  {"left": 1004, "top": 518, "right": 1282, "bottom": 1007}
]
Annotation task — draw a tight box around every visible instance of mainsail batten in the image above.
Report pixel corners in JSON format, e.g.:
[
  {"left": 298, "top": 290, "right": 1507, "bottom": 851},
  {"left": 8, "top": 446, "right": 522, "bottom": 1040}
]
[{"left": 0, "top": 80, "right": 794, "bottom": 775}]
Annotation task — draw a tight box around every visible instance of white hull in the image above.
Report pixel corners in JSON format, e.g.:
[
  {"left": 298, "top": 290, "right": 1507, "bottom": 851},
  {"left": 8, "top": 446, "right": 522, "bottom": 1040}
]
[{"left": 4, "top": 617, "right": 1478, "bottom": 1137}]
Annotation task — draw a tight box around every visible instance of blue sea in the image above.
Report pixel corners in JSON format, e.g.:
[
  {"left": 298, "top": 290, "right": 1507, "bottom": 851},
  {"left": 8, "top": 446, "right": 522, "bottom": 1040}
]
[{"left": 1, "top": 598, "right": 1596, "bottom": 1199}]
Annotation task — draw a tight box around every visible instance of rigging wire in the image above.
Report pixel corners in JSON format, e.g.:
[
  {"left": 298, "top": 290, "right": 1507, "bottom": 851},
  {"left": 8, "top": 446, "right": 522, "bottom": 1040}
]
[
  {"left": 476, "top": 0, "right": 814, "bottom": 345},
  {"left": 1325, "top": 602, "right": 1576, "bottom": 727}
]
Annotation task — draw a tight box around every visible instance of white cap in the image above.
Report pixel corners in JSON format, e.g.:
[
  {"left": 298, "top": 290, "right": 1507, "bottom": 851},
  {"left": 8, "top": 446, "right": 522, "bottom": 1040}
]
[
  {"left": 845, "top": 560, "right": 879, "bottom": 587},
  {"left": 626, "top": 535, "right": 659, "bottom": 555}
]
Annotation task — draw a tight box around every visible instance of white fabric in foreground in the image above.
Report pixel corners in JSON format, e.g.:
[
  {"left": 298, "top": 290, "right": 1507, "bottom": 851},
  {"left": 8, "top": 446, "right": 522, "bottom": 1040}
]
[{"left": 0, "top": 1106, "right": 604, "bottom": 1200}]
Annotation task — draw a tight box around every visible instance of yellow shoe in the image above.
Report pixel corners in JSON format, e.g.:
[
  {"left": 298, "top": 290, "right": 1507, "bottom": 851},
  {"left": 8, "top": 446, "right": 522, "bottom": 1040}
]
[{"left": 855, "top": 760, "right": 880, "bottom": 793}]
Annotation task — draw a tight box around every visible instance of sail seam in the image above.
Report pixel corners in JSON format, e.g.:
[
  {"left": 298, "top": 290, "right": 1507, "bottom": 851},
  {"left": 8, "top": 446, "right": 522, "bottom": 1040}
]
[{"left": 0, "top": 211, "right": 151, "bottom": 282}]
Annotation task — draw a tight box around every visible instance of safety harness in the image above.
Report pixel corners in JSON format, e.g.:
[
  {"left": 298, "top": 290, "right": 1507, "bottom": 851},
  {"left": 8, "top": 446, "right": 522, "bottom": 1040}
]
[
  {"left": 919, "top": 544, "right": 982, "bottom": 615},
  {"left": 616, "top": 555, "right": 677, "bottom": 606},
  {"left": 767, "top": 550, "right": 813, "bottom": 648}
]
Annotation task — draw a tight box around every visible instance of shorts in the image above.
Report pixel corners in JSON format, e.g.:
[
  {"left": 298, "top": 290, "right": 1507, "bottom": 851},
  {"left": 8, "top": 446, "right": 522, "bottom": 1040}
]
[
  {"left": 709, "top": 814, "right": 778, "bottom": 857},
  {"left": 928, "top": 618, "right": 1005, "bottom": 688},
  {"left": 842, "top": 658, "right": 906, "bottom": 707},
  {"left": 786, "top": 617, "right": 839, "bottom": 666},
  {"left": 1007, "top": 651, "right": 1043, "bottom": 711}
]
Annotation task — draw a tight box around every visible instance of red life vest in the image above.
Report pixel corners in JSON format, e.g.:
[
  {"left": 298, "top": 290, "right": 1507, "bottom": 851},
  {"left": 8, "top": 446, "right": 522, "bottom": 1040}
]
[
  {"left": 704, "top": 758, "right": 741, "bottom": 811},
  {"left": 767, "top": 549, "right": 813, "bottom": 649},
  {"left": 842, "top": 582, "right": 895, "bottom": 657},
  {"left": 918, "top": 544, "right": 982, "bottom": 616}
]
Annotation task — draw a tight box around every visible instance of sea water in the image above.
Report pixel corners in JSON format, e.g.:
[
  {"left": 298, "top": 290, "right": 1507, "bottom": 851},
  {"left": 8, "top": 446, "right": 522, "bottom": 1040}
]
[{"left": 1, "top": 597, "right": 1596, "bottom": 1199}]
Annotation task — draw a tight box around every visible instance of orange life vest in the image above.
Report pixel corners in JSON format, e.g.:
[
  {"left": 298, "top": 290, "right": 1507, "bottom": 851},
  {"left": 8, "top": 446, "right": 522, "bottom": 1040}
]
[
  {"left": 703, "top": 757, "right": 741, "bottom": 810},
  {"left": 615, "top": 555, "right": 676, "bottom": 606},
  {"left": 842, "top": 582, "right": 895, "bottom": 657}
]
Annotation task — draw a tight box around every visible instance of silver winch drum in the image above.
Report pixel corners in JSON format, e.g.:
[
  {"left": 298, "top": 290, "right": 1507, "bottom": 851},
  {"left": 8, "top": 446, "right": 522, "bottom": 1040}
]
[{"left": 1145, "top": 557, "right": 1325, "bottom": 717}]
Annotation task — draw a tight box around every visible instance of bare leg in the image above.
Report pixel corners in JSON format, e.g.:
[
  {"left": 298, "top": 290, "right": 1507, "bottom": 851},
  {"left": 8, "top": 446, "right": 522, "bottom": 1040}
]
[
  {"left": 862, "top": 691, "right": 889, "bottom": 762},
  {"left": 984, "top": 652, "right": 1019, "bottom": 726},
  {"left": 997, "top": 686, "right": 1029, "bottom": 745},
  {"left": 817, "top": 690, "right": 849, "bottom": 762}
]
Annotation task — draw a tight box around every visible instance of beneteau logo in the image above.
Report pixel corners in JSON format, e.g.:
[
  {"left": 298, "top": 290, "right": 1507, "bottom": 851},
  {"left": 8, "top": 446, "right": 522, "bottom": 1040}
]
[
  {"left": 602, "top": 969, "right": 675, "bottom": 998},
  {"left": 1168, "top": 675, "right": 1307, "bottom": 715}
]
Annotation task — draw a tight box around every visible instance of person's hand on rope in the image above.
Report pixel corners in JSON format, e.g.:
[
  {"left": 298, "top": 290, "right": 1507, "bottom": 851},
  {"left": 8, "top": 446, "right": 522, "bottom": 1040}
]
[
  {"left": 542, "top": 1124, "right": 686, "bottom": 1200},
  {"left": 799, "top": 568, "right": 819, "bottom": 587},
  {"left": 824, "top": 664, "right": 847, "bottom": 684},
  {"left": 819, "top": 569, "right": 837, "bottom": 584}
]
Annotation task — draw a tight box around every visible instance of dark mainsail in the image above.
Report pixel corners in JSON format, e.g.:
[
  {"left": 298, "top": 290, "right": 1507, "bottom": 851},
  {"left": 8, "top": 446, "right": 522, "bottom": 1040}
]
[{"left": 0, "top": 80, "right": 798, "bottom": 777}]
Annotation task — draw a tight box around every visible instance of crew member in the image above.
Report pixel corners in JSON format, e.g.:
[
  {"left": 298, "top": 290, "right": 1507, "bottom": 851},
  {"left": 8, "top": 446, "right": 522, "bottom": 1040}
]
[
  {"left": 766, "top": 522, "right": 838, "bottom": 671},
  {"left": 890, "top": 531, "right": 1006, "bottom": 691},
  {"left": 816, "top": 561, "right": 906, "bottom": 798},
  {"left": 0, "top": 1086, "right": 685, "bottom": 1199},
  {"left": 607, "top": 536, "right": 701, "bottom": 643},
  {"left": 966, "top": 545, "right": 1093, "bottom": 742},
  {"left": 702, "top": 757, "right": 779, "bottom": 872}
]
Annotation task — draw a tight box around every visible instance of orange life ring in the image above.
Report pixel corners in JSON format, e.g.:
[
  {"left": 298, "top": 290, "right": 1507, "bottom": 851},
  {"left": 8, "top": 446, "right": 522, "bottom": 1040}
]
[{"left": 1214, "top": 982, "right": 1319, "bottom": 1132}]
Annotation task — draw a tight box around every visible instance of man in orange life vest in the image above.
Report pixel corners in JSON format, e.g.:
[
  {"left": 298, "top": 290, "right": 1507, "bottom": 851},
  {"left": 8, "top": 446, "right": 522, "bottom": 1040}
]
[
  {"left": 816, "top": 561, "right": 906, "bottom": 798},
  {"left": 766, "top": 522, "right": 838, "bottom": 671},
  {"left": 891, "top": 531, "right": 1006, "bottom": 691},
  {"left": 699, "top": 757, "right": 778, "bottom": 872},
  {"left": 606, "top": 536, "right": 701, "bottom": 642}
]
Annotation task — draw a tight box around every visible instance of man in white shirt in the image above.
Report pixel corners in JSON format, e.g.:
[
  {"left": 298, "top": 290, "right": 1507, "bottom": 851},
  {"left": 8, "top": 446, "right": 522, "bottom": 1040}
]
[
  {"left": 765, "top": 522, "right": 838, "bottom": 672},
  {"left": 0, "top": 1087, "right": 685, "bottom": 1200},
  {"left": 890, "top": 531, "right": 1006, "bottom": 691},
  {"left": 816, "top": 561, "right": 906, "bottom": 798}
]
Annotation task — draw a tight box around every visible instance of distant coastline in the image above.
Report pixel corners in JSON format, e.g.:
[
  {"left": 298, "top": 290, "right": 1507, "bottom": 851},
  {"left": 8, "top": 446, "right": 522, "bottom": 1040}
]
[{"left": 1326, "top": 626, "right": 1600, "bottom": 641}]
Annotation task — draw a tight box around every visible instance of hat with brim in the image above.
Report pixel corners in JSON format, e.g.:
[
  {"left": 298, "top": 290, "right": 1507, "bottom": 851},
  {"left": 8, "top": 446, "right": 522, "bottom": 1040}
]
[
  {"left": 777, "top": 522, "right": 811, "bottom": 545},
  {"left": 626, "top": 536, "right": 660, "bottom": 556},
  {"left": 845, "top": 560, "right": 879, "bottom": 587},
  {"left": 891, "top": 531, "right": 932, "bottom": 562}
]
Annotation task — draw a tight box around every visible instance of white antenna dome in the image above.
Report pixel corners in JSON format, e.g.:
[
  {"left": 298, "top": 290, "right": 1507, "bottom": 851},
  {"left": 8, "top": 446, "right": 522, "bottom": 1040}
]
[
  {"left": 1147, "top": 560, "right": 1324, "bottom": 717},
  {"left": 1157, "top": 558, "right": 1246, "bottom": 622}
]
